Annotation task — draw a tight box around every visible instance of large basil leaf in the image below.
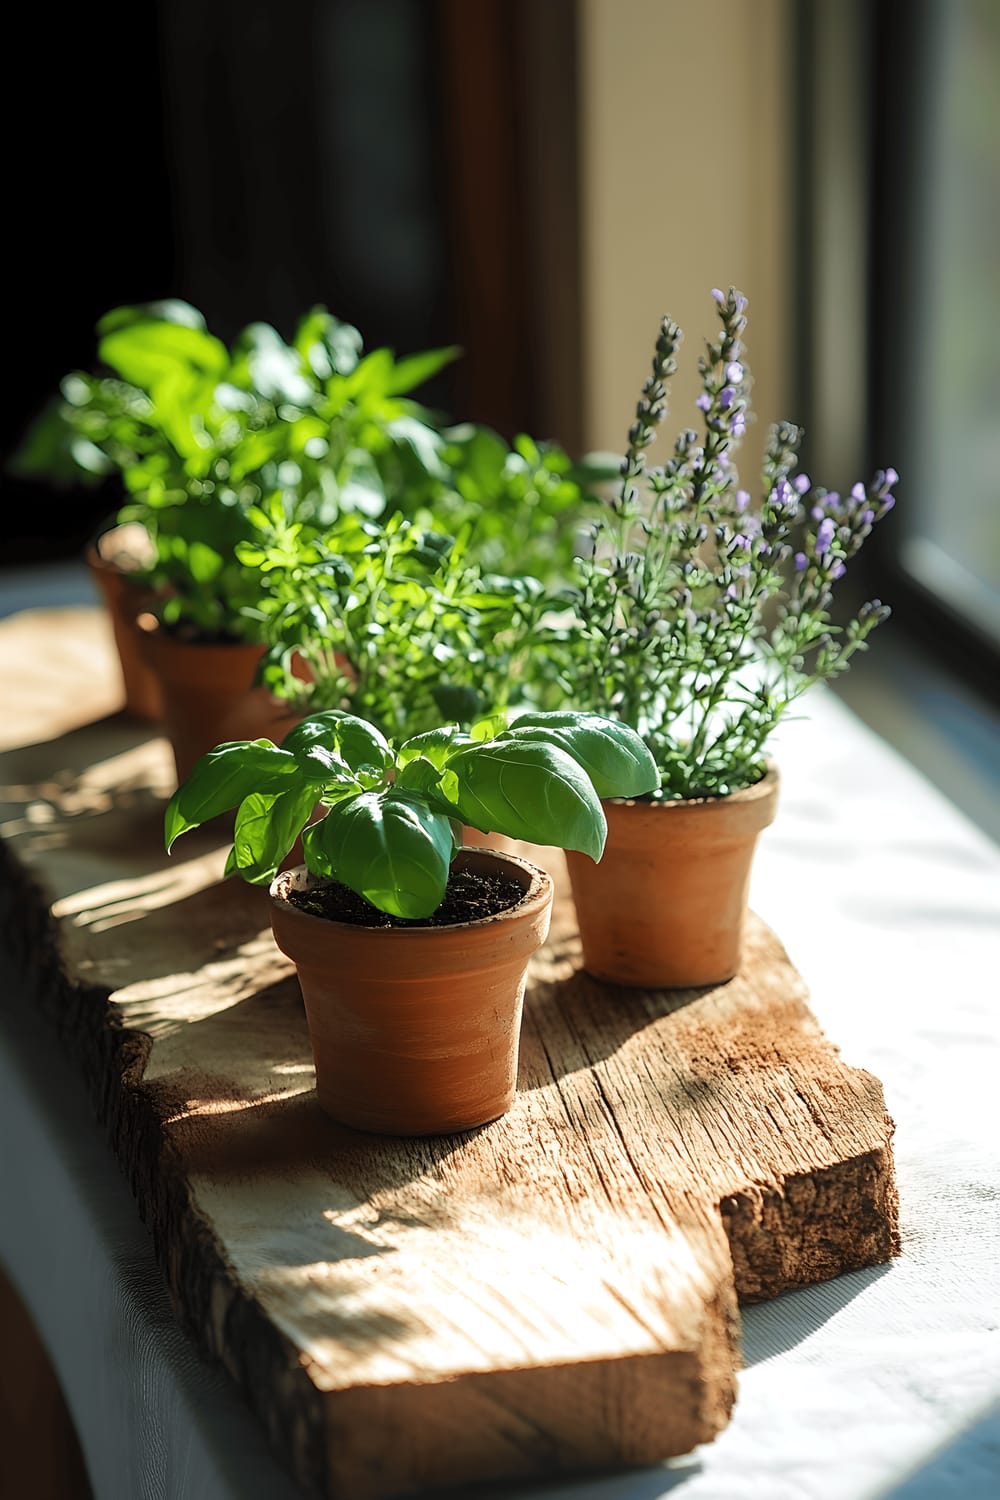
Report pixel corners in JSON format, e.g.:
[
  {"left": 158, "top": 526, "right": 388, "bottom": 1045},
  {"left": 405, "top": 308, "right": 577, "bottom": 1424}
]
[
  {"left": 302, "top": 790, "right": 454, "bottom": 919},
  {"left": 231, "top": 321, "right": 314, "bottom": 406},
  {"left": 500, "top": 713, "right": 659, "bottom": 799},
  {"left": 293, "top": 309, "right": 363, "bottom": 379},
  {"left": 395, "top": 725, "right": 473, "bottom": 771},
  {"left": 97, "top": 300, "right": 207, "bottom": 335},
  {"left": 227, "top": 784, "right": 318, "bottom": 885},
  {"left": 392, "top": 758, "right": 466, "bottom": 827},
  {"left": 441, "top": 741, "right": 607, "bottom": 860},
  {"left": 282, "top": 712, "right": 392, "bottom": 776},
  {"left": 164, "top": 741, "right": 300, "bottom": 850},
  {"left": 98, "top": 318, "right": 228, "bottom": 389},
  {"left": 384, "top": 345, "right": 460, "bottom": 396}
]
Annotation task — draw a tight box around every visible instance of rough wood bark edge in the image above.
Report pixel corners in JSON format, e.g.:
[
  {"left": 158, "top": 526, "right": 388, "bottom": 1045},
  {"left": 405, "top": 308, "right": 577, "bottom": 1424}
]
[
  {"left": 0, "top": 831, "right": 901, "bottom": 1497},
  {"left": 722, "top": 1146, "right": 900, "bottom": 1302},
  {"left": 0, "top": 838, "right": 741, "bottom": 1499},
  {"left": 0, "top": 838, "right": 330, "bottom": 1500}
]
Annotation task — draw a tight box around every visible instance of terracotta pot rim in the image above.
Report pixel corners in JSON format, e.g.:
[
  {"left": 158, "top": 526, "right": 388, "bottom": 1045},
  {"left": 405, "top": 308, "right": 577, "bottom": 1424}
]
[
  {"left": 605, "top": 760, "right": 779, "bottom": 812},
  {"left": 86, "top": 520, "right": 156, "bottom": 575},
  {"left": 85, "top": 538, "right": 119, "bottom": 576},
  {"left": 270, "top": 848, "right": 553, "bottom": 941},
  {"left": 135, "top": 613, "right": 259, "bottom": 655}
]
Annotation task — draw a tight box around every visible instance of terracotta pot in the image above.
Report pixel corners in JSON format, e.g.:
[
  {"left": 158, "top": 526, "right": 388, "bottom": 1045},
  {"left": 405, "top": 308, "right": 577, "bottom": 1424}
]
[
  {"left": 136, "top": 619, "right": 266, "bottom": 782},
  {"left": 85, "top": 527, "right": 163, "bottom": 722},
  {"left": 269, "top": 849, "right": 554, "bottom": 1135},
  {"left": 565, "top": 767, "right": 779, "bottom": 988},
  {"left": 215, "top": 686, "right": 305, "bottom": 748},
  {"left": 214, "top": 651, "right": 356, "bottom": 749}
]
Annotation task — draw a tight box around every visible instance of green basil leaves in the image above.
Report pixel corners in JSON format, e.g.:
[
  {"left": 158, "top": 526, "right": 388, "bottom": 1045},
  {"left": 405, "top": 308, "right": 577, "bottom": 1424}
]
[{"left": 165, "top": 709, "right": 658, "bottom": 919}]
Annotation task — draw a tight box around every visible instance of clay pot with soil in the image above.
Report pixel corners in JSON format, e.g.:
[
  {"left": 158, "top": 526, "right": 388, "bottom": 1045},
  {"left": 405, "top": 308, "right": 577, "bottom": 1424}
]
[
  {"left": 271, "top": 851, "right": 552, "bottom": 1134},
  {"left": 540, "top": 290, "right": 897, "bottom": 987},
  {"left": 86, "top": 523, "right": 163, "bottom": 722},
  {"left": 565, "top": 767, "right": 780, "bottom": 988},
  {"left": 164, "top": 708, "right": 658, "bottom": 1133}
]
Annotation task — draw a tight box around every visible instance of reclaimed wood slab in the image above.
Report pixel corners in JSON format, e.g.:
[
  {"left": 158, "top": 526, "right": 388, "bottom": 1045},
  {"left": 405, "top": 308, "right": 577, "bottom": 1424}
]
[{"left": 0, "top": 608, "right": 899, "bottom": 1499}]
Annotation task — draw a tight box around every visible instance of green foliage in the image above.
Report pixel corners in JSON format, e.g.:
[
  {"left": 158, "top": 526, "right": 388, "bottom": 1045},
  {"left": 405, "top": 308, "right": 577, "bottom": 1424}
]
[
  {"left": 404, "top": 425, "right": 607, "bottom": 587},
  {"left": 164, "top": 710, "right": 658, "bottom": 919},
  {"left": 18, "top": 302, "right": 463, "bottom": 638},
  {"left": 164, "top": 740, "right": 300, "bottom": 849},
  {"left": 18, "top": 300, "right": 604, "bottom": 641},
  {"left": 547, "top": 288, "right": 897, "bottom": 799},
  {"left": 243, "top": 510, "right": 551, "bottom": 742},
  {"left": 496, "top": 711, "right": 659, "bottom": 799}
]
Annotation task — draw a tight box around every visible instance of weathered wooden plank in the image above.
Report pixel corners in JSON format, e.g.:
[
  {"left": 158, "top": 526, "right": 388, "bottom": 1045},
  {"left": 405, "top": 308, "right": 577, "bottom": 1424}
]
[{"left": 0, "top": 610, "right": 900, "bottom": 1499}]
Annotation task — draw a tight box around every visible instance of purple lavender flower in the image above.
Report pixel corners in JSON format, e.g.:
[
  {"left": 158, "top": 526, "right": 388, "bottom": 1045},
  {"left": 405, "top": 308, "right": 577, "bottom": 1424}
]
[
  {"left": 815, "top": 517, "right": 836, "bottom": 555},
  {"left": 772, "top": 479, "right": 796, "bottom": 512},
  {"left": 582, "top": 301, "right": 899, "bottom": 800}
]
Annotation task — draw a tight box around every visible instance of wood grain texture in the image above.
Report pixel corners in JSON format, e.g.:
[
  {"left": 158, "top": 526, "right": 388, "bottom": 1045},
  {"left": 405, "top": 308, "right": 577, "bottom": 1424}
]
[{"left": 0, "top": 609, "right": 900, "bottom": 1500}]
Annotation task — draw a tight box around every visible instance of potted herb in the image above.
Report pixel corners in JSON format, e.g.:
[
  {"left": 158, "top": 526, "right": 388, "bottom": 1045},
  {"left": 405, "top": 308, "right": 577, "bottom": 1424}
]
[
  {"left": 85, "top": 521, "right": 164, "bottom": 722},
  {"left": 233, "top": 508, "right": 549, "bottom": 746},
  {"left": 18, "top": 300, "right": 460, "bottom": 769},
  {"left": 415, "top": 424, "right": 612, "bottom": 588},
  {"left": 164, "top": 709, "right": 658, "bottom": 1134},
  {"left": 552, "top": 288, "right": 897, "bottom": 986}
]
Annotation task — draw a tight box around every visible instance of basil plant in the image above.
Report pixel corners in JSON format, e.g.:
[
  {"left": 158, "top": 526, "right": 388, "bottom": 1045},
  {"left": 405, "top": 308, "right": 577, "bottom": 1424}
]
[
  {"left": 17, "top": 300, "right": 459, "bottom": 640},
  {"left": 164, "top": 710, "right": 658, "bottom": 919}
]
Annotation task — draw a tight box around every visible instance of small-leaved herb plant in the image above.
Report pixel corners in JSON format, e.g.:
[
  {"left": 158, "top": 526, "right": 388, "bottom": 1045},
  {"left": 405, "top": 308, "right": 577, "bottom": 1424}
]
[
  {"left": 164, "top": 710, "right": 658, "bottom": 919},
  {"left": 416, "top": 425, "right": 613, "bottom": 588},
  {"left": 553, "top": 287, "right": 897, "bottom": 799},
  {"left": 239, "top": 509, "right": 549, "bottom": 741}
]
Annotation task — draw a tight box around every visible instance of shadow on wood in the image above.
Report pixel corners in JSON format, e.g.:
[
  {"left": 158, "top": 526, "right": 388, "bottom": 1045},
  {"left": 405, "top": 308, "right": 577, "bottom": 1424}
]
[{"left": 0, "top": 609, "right": 901, "bottom": 1500}]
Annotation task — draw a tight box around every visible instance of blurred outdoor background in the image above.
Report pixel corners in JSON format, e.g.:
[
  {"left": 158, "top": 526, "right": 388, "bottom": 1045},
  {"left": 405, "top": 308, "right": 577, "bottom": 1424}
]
[{"left": 1, "top": 0, "right": 997, "bottom": 834}]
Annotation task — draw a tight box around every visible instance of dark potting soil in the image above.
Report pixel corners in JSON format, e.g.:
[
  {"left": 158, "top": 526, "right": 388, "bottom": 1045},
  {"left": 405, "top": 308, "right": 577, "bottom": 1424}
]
[
  {"left": 159, "top": 619, "right": 245, "bottom": 646},
  {"left": 287, "top": 868, "right": 527, "bottom": 929}
]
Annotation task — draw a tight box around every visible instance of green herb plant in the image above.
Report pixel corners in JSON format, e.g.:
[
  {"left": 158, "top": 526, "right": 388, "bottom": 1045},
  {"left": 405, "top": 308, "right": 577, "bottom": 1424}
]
[
  {"left": 411, "top": 425, "right": 614, "bottom": 588},
  {"left": 18, "top": 301, "right": 459, "bottom": 639},
  {"left": 554, "top": 288, "right": 897, "bottom": 799},
  {"left": 238, "top": 506, "right": 550, "bottom": 741},
  {"left": 164, "top": 710, "right": 658, "bottom": 919}
]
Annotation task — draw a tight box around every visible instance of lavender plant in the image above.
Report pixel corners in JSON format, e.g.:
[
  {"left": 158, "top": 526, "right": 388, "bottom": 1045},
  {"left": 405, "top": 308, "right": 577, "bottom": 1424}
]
[{"left": 556, "top": 288, "right": 897, "bottom": 799}]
